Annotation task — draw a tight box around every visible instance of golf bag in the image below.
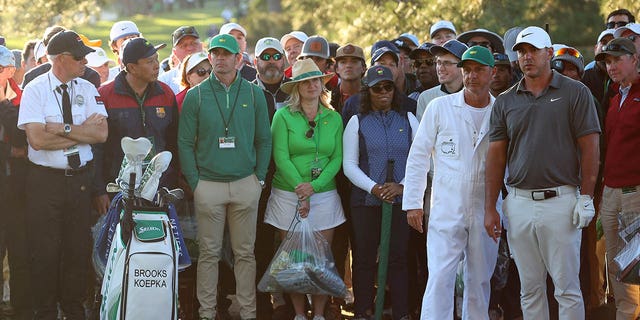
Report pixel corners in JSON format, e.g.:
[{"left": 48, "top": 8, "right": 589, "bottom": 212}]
[{"left": 99, "top": 173, "right": 179, "bottom": 320}]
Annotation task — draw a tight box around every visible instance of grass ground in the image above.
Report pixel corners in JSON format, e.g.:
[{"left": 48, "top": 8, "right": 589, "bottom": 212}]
[{"left": 4, "top": 1, "right": 227, "bottom": 62}]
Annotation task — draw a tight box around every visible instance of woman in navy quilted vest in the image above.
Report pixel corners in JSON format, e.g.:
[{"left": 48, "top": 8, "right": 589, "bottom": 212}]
[{"left": 342, "top": 65, "right": 419, "bottom": 320}]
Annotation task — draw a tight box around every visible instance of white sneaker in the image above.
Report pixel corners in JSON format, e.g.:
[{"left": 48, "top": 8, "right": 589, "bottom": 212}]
[
  {"left": 117, "top": 137, "right": 152, "bottom": 191},
  {"left": 138, "top": 151, "right": 172, "bottom": 201}
]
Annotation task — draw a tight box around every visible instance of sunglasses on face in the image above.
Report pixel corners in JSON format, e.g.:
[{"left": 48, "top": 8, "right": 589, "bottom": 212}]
[
  {"left": 554, "top": 47, "right": 582, "bottom": 59},
  {"left": 192, "top": 68, "right": 212, "bottom": 77},
  {"left": 370, "top": 83, "right": 394, "bottom": 94},
  {"left": 629, "top": 35, "right": 638, "bottom": 42},
  {"left": 305, "top": 120, "right": 316, "bottom": 139},
  {"left": 413, "top": 59, "right": 434, "bottom": 67},
  {"left": 606, "top": 21, "right": 628, "bottom": 29},
  {"left": 259, "top": 52, "right": 283, "bottom": 61},
  {"left": 468, "top": 41, "right": 492, "bottom": 48},
  {"left": 493, "top": 53, "right": 509, "bottom": 62},
  {"left": 62, "top": 53, "right": 84, "bottom": 61}
]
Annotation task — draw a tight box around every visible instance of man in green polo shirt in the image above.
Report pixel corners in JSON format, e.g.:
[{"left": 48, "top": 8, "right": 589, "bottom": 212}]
[{"left": 178, "top": 34, "right": 272, "bottom": 320}]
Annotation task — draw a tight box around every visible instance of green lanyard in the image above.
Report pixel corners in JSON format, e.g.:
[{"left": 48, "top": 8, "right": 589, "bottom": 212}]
[{"left": 210, "top": 80, "right": 242, "bottom": 137}]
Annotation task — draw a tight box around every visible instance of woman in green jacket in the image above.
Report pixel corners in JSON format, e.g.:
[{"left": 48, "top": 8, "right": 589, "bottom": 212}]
[{"left": 265, "top": 59, "right": 345, "bottom": 320}]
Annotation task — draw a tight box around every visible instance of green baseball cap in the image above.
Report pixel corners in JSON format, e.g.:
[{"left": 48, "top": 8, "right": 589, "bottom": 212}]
[
  {"left": 457, "top": 45, "right": 495, "bottom": 67},
  {"left": 208, "top": 34, "right": 239, "bottom": 54}
]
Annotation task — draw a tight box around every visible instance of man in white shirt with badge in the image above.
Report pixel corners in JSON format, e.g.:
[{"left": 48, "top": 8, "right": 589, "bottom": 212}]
[{"left": 17, "top": 30, "right": 108, "bottom": 320}]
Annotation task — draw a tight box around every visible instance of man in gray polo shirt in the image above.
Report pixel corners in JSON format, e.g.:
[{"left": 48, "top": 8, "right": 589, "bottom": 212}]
[{"left": 484, "top": 26, "right": 600, "bottom": 320}]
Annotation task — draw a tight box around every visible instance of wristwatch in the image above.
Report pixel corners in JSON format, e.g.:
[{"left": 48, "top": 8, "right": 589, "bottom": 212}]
[
  {"left": 259, "top": 180, "right": 265, "bottom": 189},
  {"left": 63, "top": 123, "right": 72, "bottom": 136}
]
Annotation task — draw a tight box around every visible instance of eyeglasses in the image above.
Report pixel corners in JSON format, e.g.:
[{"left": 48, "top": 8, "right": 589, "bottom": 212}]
[
  {"left": 605, "top": 21, "right": 628, "bottom": 29},
  {"left": 413, "top": 59, "right": 434, "bottom": 67},
  {"left": 305, "top": 120, "right": 316, "bottom": 139},
  {"left": 554, "top": 47, "right": 582, "bottom": 59},
  {"left": 259, "top": 52, "right": 283, "bottom": 61},
  {"left": 193, "top": 68, "right": 211, "bottom": 77},
  {"left": 370, "top": 83, "right": 394, "bottom": 94},
  {"left": 436, "top": 60, "right": 458, "bottom": 68},
  {"left": 468, "top": 41, "right": 492, "bottom": 48},
  {"left": 61, "top": 53, "right": 84, "bottom": 61},
  {"left": 629, "top": 35, "right": 638, "bottom": 42},
  {"left": 602, "top": 43, "right": 634, "bottom": 55}
]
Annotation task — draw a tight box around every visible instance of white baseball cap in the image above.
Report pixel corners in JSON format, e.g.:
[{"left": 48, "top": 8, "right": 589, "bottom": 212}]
[
  {"left": 512, "top": 26, "right": 552, "bottom": 51},
  {"left": 614, "top": 22, "right": 640, "bottom": 38},
  {"left": 34, "top": 40, "right": 46, "bottom": 62},
  {"left": 280, "top": 31, "right": 308, "bottom": 48},
  {"left": 430, "top": 20, "right": 456, "bottom": 38},
  {"left": 110, "top": 21, "right": 141, "bottom": 43},
  {"left": 185, "top": 52, "right": 210, "bottom": 73},
  {"left": 219, "top": 22, "right": 247, "bottom": 37},
  {"left": 86, "top": 47, "right": 115, "bottom": 68},
  {"left": 255, "top": 37, "right": 284, "bottom": 56}
]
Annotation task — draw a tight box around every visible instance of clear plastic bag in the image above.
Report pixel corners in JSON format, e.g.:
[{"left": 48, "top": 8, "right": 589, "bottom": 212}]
[{"left": 258, "top": 217, "right": 347, "bottom": 298}]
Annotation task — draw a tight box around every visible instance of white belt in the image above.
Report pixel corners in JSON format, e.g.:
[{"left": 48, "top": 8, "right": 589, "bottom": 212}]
[{"left": 511, "top": 185, "right": 576, "bottom": 201}]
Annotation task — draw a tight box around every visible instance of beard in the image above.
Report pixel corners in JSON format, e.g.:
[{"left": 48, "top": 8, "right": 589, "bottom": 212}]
[{"left": 258, "top": 64, "right": 283, "bottom": 83}]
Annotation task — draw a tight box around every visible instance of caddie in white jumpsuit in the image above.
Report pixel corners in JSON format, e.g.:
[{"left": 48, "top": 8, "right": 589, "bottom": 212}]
[{"left": 403, "top": 46, "right": 500, "bottom": 320}]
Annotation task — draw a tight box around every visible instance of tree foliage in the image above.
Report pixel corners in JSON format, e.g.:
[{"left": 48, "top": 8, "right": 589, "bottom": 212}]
[
  {"left": 0, "top": 0, "right": 100, "bottom": 39},
  {"left": 243, "top": 0, "right": 606, "bottom": 55}
]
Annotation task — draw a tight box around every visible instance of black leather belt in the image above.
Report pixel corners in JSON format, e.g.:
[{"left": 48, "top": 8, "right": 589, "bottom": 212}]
[
  {"left": 30, "top": 161, "right": 91, "bottom": 177},
  {"left": 531, "top": 189, "right": 557, "bottom": 200}
]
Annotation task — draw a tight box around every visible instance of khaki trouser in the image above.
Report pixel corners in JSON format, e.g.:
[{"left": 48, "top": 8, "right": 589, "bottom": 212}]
[
  {"left": 505, "top": 186, "right": 585, "bottom": 320},
  {"left": 195, "top": 175, "right": 262, "bottom": 319},
  {"left": 600, "top": 186, "right": 640, "bottom": 320}
]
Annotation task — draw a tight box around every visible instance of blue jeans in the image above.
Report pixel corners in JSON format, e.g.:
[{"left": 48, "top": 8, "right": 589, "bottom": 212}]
[{"left": 351, "top": 204, "right": 409, "bottom": 319}]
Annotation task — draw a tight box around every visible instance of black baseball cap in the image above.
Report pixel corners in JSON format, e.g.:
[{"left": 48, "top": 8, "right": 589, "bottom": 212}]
[
  {"left": 430, "top": 39, "right": 468, "bottom": 60},
  {"left": 363, "top": 65, "right": 393, "bottom": 87},
  {"left": 47, "top": 31, "right": 95, "bottom": 57},
  {"left": 172, "top": 26, "right": 199, "bottom": 47},
  {"left": 122, "top": 38, "right": 166, "bottom": 65}
]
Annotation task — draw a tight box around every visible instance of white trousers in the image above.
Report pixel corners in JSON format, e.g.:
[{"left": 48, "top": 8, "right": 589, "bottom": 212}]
[
  {"left": 505, "top": 186, "right": 584, "bottom": 320},
  {"left": 420, "top": 186, "right": 499, "bottom": 320}
]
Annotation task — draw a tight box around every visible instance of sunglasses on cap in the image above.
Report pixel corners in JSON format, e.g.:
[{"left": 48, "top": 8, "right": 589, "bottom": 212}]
[
  {"left": 192, "top": 67, "right": 211, "bottom": 77},
  {"left": 605, "top": 21, "right": 628, "bottom": 29},
  {"left": 173, "top": 26, "right": 197, "bottom": 38},
  {"left": 259, "top": 52, "right": 283, "bottom": 61},
  {"left": 369, "top": 83, "right": 394, "bottom": 94},
  {"left": 413, "top": 59, "right": 434, "bottom": 67},
  {"left": 554, "top": 47, "right": 582, "bottom": 59},
  {"left": 468, "top": 41, "right": 492, "bottom": 48},
  {"left": 602, "top": 43, "right": 634, "bottom": 54},
  {"left": 305, "top": 120, "right": 316, "bottom": 139},
  {"left": 61, "top": 53, "right": 85, "bottom": 61}
]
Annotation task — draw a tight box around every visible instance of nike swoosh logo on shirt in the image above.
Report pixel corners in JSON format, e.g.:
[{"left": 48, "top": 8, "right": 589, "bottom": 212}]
[{"left": 550, "top": 98, "right": 562, "bottom": 102}]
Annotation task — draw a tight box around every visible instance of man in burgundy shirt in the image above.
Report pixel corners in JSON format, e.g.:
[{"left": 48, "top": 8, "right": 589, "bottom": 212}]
[{"left": 595, "top": 37, "right": 640, "bottom": 319}]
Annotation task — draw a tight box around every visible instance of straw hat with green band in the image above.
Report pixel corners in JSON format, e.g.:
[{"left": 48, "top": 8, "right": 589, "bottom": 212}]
[{"left": 280, "top": 59, "right": 334, "bottom": 94}]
